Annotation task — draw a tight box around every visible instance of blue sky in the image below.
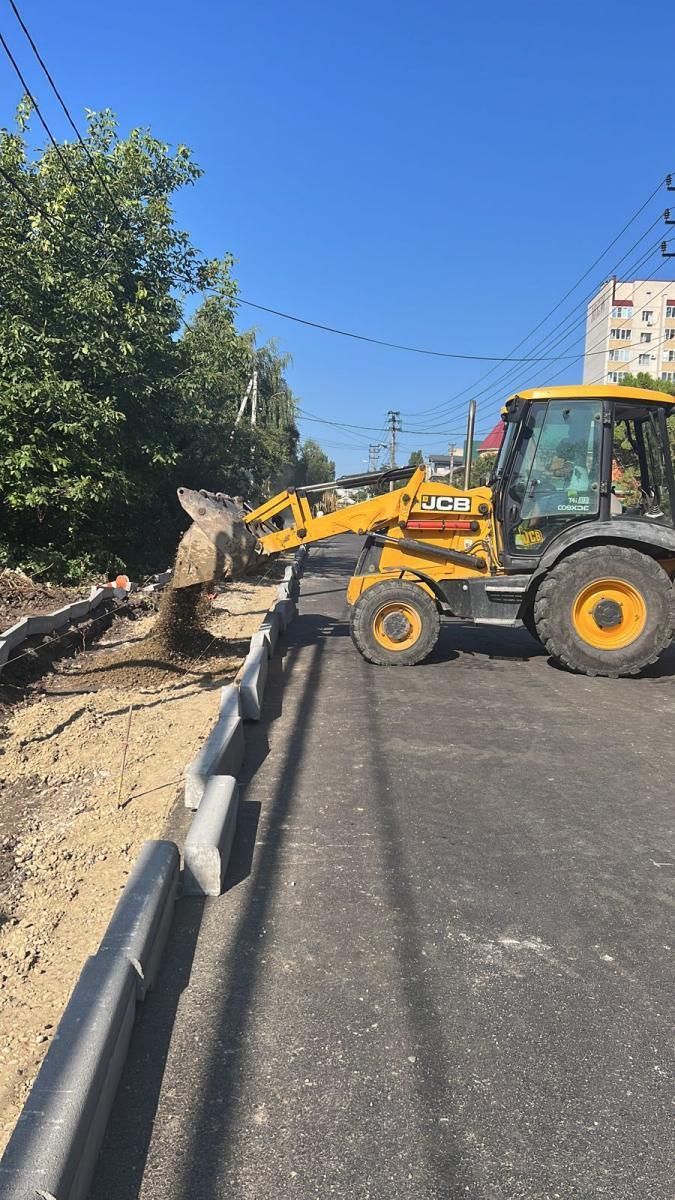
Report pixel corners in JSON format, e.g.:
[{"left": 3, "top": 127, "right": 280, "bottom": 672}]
[{"left": 1, "top": 1, "right": 674, "bottom": 473}]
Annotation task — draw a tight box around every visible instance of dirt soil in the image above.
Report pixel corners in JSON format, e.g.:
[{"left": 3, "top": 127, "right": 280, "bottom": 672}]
[
  {"left": 0, "top": 569, "right": 83, "bottom": 630},
  {"left": 0, "top": 565, "right": 284, "bottom": 1152}
]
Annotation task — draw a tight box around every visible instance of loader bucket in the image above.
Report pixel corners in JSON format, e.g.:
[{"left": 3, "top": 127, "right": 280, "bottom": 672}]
[{"left": 174, "top": 488, "right": 260, "bottom": 589}]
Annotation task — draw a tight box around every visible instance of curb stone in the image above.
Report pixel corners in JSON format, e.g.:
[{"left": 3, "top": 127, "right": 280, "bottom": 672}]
[
  {"left": 274, "top": 596, "right": 297, "bottom": 630},
  {"left": 239, "top": 644, "right": 269, "bottom": 721},
  {"left": 183, "top": 776, "right": 239, "bottom": 896},
  {"left": 0, "top": 954, "right": 138, "bottom": 1200},
  {"left": 184, "top": 684, "right": 244, "bottom": 809},
  {"left": 98, "top": 840, "right": 180, "bottom": 998}
]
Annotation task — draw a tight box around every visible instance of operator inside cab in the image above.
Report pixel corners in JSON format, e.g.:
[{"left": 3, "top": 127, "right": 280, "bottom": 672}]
[{"left": 522, "top": 437, "right": 593, "bottom": 521}]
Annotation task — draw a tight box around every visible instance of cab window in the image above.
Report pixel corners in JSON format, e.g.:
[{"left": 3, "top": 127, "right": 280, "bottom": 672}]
[{"left": 507, "top": 400, "right": 602, "bottom": 554}]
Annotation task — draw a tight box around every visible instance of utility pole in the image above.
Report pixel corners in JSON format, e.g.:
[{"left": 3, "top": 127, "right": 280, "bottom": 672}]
[
  {"left": 387, "top": 410, "right": 402, "bottom": 470},
  {"left": 463, "top": 400, "right": 476, "bottom": 489},
  {"left": 449, "top": 442, "right": 455, "bottom": 482},
  {"left": 250, "top": 367, "right": 258, "bottom": 426},
  {"left": 368, "top": 442, "right": 385, "bottom": 472}
]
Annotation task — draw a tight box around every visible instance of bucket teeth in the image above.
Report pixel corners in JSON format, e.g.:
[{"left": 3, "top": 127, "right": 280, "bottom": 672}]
[{"left": 173, "top": 488, "right": 259, "bottom": 589}]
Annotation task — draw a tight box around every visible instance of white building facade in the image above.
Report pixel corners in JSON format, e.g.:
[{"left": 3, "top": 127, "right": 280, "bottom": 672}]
[{"left": 583, "top": 279, "right": 675, "bottom": 386}]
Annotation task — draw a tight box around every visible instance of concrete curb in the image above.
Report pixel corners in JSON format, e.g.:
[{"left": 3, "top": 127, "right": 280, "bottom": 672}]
[
  {"left": 0, "top": 583, "right": 130, "bottom": 678},
  {"left": 183, "top": 776, "right": 239, "bottom": 896},
  {"left": 0, "top": 563, "right": 174, "bottom": 678},
  {"left": 180, "top": 547, "right": 308, "bottom": 899},
  {"left": 257, "top": 609, "right": 281, "bottom": 655},
  {"left": 239, "top": 643, "right": 269, "bottom": 721},
  {"left": 274, "top": 596, "right": 297, "bottom": 630},
  {"left": 0, "top": 835, "right": 181, "bottom": 1199},
  {"left": 184, "top": 684, "right": 244, "bottom": 810},
  {"left": 277, "top": 576, "right": 300, "bottom": 602},
  {"left": 0, "top": 953, "right": 137, "bottom": 1200},
  {"left": 98, "top": 840, "right": 180, "bottom": 998}
]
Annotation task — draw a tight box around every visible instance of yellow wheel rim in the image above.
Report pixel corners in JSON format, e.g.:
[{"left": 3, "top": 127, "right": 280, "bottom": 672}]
[
  {"left": 372, "top": 601, "right": 422, "bottom": 652},
  {"left": 572, "top": 577, "right": 647, "bottom": 650}
]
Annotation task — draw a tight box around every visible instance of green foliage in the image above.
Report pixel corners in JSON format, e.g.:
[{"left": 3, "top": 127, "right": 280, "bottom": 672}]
[
  {"left": 614, "top": 374, "right": 675, "bottom": 506},
  {"left": 468, "top": 455, "right": 493, "bottom": 487},
  {"left": 294, "top": 439, "right": 335, "bottom": 487},
  {"left": 0, "top": 104, "right": 315, "bottom": 580},
  {"left": 407, "top": 449, "right": 424, "bottom": 466}
]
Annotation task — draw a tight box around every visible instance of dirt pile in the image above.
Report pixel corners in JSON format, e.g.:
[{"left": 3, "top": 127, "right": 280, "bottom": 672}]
[
  {"left": 153, "top": 582, "right": 211, "bottom": 655},
  {"left": 59, "top": 583, "right": 247, "bottom": 692}
]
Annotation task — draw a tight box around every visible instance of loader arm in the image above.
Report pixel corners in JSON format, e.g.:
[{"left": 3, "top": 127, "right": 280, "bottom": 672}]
[{"left": 245, "top": 467, "right": 427, "bottom": 553}]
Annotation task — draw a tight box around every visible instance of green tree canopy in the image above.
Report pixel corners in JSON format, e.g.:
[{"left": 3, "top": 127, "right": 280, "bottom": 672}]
[
  {"left": 407, "top": 449, "right": 424, "bottom": 466},
  {"left": 0, "top": 103, "right": 299, "bottom": 579},
  {"left": 294, "top": 439, "right": 336, "bottom": 487}
]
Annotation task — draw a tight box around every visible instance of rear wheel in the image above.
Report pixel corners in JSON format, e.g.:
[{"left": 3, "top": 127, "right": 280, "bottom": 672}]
[
  {"left": 534, "top": 546, "right": 674, "bottom": 677},
  {"left": 350, "top": 580, "right": 440, "bottom": 666}
]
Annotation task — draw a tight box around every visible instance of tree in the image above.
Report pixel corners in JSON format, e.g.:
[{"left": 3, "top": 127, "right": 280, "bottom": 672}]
[
  {"left": 614, "top": 373, "right": 675, "bottom": 505},
  {"left": 407, "top": 449, "right": 424, "bottom": 467},
  {"left": 294, "top": 439, "right": 335, "bottom": 487},
  {"left": 176, "top": 301, "right": 299, "bottom": 499},
  {"left": 0, "top": 103, "right": 300, "bottom": 578}
]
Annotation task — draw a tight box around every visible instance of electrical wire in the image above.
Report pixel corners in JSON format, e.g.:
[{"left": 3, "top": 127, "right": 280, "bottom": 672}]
[
  {"left": 0, "top": 28, "right": 81, "bottom": 191},
  {"left": 405, "top": 231, "right": 671, "bottom": 434},
  {"left": 234, "top": 297, "right": 622, "bottom": 364},
  {"left": 5, "top": 0, "right": 127, "bottom": 227},
  {"left": 401, "top": 215, "right": 669, "bottom": 423}
]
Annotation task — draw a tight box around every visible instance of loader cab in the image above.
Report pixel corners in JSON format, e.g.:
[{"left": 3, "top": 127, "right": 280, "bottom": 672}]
[{"left": 492, "top": 385, "right": 675, "bottom": 566}]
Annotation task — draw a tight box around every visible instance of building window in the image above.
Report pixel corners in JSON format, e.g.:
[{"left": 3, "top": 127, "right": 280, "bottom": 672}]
[
  {"left": 611, "top": 305, "right": 633, "bottom": 318},
  {"left": 608, "top": 371, "right": 628, "bottom": 383},
  {"left": 666, "top": 305, "right": 675, "bottom": 319},
  {"left": 666, "top": 329, "right": 675, "bottom": 340},
  {"left": 640, "top": 332, "right": 652, "bottom": 343},
  {"left": 608, "top": 348, "right": 630, "bottom": 362},
  {"left": 662, "top": 372, "right": 675, "bottom": 381},
  {"left": 610, "top": 327, "right": 631, "bottom": 340},
  {"left": 638, "top": 354, "right": 651, "bottom": 365},
  {"left": 666, "top": 350, "right": 675, "bottom": 362},
  {"left": 642, "top": 310, "right": 654, "bottom": 323}
]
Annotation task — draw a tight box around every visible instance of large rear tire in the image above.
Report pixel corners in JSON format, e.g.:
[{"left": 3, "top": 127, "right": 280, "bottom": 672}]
[
  {"left": 534, "top": 546, "right": 674, "bottom": 677},
  {"left": 350, "top": 580, "right": 440, "bottom": 666}
]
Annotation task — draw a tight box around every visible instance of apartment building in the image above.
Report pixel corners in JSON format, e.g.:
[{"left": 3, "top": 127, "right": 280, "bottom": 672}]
[{"left": 582, "top": 278, "right": 675, "bottom": 385}]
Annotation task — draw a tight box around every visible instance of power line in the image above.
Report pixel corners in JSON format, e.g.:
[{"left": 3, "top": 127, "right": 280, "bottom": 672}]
[
  {"left": 5, "top": 0, "right": 128, "bottom": 228},
  {"left": 0, "top": 159, "right": 63, "bottom": 234},
  {"left": 435, "top": 234, "right": 670, "bottom": 427},
  {"left": 402, "top": 210, "right": 669, "bottom": 422},
  {"left": 0, "top": 28, "right": 82, "bottom": 191},
  {"left": 234, "top": 296, "right": 619, "bottom": 364},
  {"left": 401, "top": 228, "right": 670, "bottom": 433}
]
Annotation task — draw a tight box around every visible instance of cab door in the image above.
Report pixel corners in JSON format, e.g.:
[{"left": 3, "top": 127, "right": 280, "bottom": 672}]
[{"left": 503, "top": 399, "right": 603, "bottom": 556}]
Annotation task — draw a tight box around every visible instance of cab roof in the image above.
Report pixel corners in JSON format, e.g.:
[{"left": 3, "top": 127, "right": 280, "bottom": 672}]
[{"left": 507, "top": 384, "right": 675, "bottom": 407}]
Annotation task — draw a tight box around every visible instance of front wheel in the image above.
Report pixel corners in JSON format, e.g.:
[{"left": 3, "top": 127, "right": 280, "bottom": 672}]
[
  {"left": 350, "top": 580, "right": 440, "bottom": 666},
  {"left": 534, "top": 546, "right": 674, "bottom": 677}
]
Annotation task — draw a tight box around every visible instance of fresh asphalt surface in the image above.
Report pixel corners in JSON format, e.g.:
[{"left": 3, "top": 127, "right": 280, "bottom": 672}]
[{"left": 93, "top": 537, "right": 674, "bottom": 1199}]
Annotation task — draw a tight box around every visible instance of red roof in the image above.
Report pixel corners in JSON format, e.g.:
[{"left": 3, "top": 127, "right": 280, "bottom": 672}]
[
  {"left": 478, "top": 421, "right": 504, "bottom": 453},
  {"left": 613, "top": 299, "right": 633, "bottom": 307},
  {"left": 667, "top": 299, "right": 675, "bottom": 306}
]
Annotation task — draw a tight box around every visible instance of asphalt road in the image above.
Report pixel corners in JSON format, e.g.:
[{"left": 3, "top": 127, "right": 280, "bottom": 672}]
[{"left": 92, "top": 536, "right": 675, "bottom": 1200}]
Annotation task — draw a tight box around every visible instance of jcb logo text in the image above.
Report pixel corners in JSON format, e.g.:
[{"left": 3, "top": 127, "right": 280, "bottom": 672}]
[{"left": 420, "top": 495, "right": 471, "bottom": 513}]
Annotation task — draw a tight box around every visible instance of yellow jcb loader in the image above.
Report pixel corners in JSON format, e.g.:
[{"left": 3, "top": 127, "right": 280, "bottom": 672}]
[{"left": 175, "top": 385, "right": 675, "bottom": 678}]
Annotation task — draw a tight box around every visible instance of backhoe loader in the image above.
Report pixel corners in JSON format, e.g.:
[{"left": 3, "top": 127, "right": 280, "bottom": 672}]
[{"left": 175, "top": 384, "right": 675, "bottom": 678}]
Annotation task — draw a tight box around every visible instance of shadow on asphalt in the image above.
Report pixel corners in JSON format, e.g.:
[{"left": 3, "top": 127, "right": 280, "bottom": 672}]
[
  {"left": 90, "top": 892, "right": 207, "bottom": 1200},
  {"left": 90, "top": 606, "right": 329, "bottom": 1200}
]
